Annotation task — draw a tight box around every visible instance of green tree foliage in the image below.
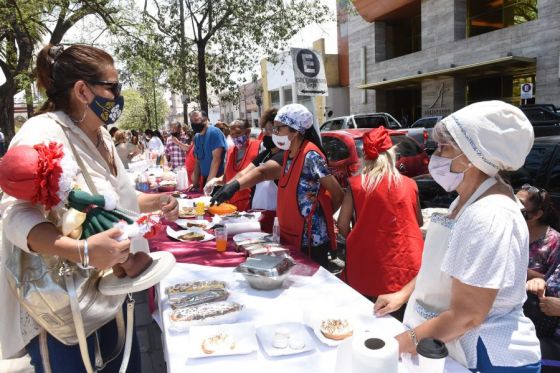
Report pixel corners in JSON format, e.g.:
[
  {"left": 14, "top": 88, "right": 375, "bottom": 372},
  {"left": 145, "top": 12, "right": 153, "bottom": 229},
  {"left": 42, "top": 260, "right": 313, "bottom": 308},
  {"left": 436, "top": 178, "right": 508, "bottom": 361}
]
[
  {"left": 116, "top": 88, "right": 169, "bottom": 131},
  {"left": 116, "top": 0, "right": 332, "bottom": 114},
  {"left": 0, "top": 0, "right": 125, "bottom": 141}
]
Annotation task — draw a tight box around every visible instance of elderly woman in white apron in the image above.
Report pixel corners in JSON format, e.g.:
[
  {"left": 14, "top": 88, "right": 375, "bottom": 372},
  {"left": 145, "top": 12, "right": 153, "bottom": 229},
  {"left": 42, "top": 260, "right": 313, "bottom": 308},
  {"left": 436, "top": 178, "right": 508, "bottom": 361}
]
[{"left": 375, "top": 101, "right": 541, "bottom": 372}]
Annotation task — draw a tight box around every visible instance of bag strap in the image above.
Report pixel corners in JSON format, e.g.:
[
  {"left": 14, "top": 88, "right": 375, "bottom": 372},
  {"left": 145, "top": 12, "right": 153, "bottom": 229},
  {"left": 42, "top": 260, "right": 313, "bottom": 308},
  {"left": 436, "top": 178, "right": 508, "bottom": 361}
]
[
  {"left": 60, "top": 126, "right": 99, "bottom": 195},
  {"left": 65, "top": 267, "right": 95, "bottom": 373}
]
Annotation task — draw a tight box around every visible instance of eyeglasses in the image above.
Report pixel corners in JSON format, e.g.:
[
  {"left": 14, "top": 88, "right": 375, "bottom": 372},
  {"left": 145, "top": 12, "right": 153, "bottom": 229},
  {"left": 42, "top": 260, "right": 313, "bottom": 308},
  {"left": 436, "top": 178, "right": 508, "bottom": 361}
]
[
  {"left": 88, "top": 80, "right": 122, "bottom": 98},
  {"left": 272, "top": 125, "right": 288, "bottom": 135}
]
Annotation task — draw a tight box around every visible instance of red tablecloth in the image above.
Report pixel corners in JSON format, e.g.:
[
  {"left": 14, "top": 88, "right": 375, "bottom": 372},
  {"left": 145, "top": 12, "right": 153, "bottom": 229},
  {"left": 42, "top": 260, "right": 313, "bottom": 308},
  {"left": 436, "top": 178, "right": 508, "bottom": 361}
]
[{"left": 147, "top": 214, "right": 320, "bottom": 312}]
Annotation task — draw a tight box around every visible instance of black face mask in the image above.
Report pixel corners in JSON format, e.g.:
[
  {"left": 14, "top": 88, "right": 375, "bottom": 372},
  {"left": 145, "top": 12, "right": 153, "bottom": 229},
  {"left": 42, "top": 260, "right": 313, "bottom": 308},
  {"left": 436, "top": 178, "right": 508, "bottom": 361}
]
[
  {"left": 263, "top": 135, "right": 275, "bottom": 150},
  {"left": 191, "top": 122, "right": 205, "bottom": 134}
]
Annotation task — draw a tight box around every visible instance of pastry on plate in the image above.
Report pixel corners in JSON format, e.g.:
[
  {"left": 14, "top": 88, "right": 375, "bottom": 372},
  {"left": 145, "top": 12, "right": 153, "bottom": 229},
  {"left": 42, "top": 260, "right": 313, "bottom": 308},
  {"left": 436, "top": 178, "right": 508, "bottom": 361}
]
[
  {"left": 179, "top": 207, "right": 197, "bottom": 218},
  {"left": 320, "top": 319, "right": 353, "bottom": 341},
  {"left": 166, "top": 280, "right": 226, "bottom": 296},
  {"left": 178, "top": 232, "right": 205, "bottom": 241},
  {"left": 201, "top": 333, "right": 236, "bottom": 354}
]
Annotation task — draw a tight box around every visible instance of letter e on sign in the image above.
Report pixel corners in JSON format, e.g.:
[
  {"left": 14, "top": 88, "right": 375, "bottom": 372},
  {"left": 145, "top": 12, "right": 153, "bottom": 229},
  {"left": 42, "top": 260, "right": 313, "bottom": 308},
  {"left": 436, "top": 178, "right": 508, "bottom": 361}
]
[{"left": 296, "top": 49, "right": 320, "bottom": 78}]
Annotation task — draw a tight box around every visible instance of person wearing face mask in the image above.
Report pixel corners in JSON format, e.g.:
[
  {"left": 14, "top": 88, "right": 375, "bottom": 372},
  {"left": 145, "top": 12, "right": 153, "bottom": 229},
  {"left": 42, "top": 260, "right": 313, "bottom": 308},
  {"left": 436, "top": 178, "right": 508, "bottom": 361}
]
[
  {"left": 165, "top": 122, "right": 191, "bottom": 169},
  {"left": 204, "top": 119, "right": 260, "bottom": 211},
  {"left": 208, "top": 108, "right": 283, "bottom": 232},
  {"left": 0, "top": 44, "right": 180, "bottom": 372},
  {"left": 373, "top": 101, "right": 541, "bottom": 372},
  {"left": 189, "top": 110, "right": 227, "bottom": 190},
  {"left": 212, "top": 104, "right": 344, "bottom": 267},
  {"left": 518, "top": 185, "right": 560, "bottom": 372},
  {"left": 336, "top": 126, "right": 423, "bottom": 321}
]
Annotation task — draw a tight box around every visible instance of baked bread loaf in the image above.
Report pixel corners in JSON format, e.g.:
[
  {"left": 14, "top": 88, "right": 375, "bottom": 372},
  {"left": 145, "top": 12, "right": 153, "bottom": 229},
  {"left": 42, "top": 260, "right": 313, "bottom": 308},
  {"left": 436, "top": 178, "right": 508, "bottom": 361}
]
[
  {"left": 178, "top": 232, "right": 205, "bottom": 241},
  {"left": 320, "top": 319, "right": 353, "bottom": 341}
]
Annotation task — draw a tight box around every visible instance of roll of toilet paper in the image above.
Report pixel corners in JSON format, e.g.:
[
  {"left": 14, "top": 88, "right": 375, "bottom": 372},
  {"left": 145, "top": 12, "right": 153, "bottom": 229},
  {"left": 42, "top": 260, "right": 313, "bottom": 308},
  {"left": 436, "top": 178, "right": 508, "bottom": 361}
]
[
  {"left": 351, "top": 332, "right": 399, "bottom": 373},
  {"left": 224, "top": 221, "right": 261, "bottom": 236}
]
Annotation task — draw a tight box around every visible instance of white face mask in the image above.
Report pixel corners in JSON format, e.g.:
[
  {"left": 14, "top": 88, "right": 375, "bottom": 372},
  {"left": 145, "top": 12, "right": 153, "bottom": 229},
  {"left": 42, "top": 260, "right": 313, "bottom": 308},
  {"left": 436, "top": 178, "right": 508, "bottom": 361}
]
[
  {"left": 428, "top": 153, "right": 469, "bottom": 192},
  {"left": 272, "top": 133, "right": 291, "bottom": 150}
]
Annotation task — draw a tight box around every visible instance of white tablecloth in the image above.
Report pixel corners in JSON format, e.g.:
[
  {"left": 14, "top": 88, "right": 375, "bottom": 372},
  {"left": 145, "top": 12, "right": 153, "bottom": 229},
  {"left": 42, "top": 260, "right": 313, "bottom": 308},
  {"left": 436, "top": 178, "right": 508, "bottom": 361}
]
[{"left": 156, "top": 263, "right": 470, "bottom": 373}]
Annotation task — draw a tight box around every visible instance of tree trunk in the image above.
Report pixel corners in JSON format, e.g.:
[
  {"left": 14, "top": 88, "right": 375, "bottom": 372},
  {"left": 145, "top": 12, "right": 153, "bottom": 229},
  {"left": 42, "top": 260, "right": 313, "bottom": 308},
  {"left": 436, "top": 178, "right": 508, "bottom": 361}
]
[
  {"left": 0, "top": 90, "right": 16, "bottom": 142},
  {"left": 197, "top": 42, "right": 209, "bottom": 114},
  {"left": 25, "top": 80, "right": 34, "bottom": 118}
]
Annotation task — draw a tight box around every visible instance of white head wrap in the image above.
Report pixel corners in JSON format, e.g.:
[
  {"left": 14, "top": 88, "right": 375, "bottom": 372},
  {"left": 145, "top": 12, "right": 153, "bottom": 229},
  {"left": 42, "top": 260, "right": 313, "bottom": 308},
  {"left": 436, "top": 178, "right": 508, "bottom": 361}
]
[
  {"left": 274, "top": 104, "right": 314, "bottom": 133},
  {"left": 441, "top": 100, "right": 534, "bottom": 176}
]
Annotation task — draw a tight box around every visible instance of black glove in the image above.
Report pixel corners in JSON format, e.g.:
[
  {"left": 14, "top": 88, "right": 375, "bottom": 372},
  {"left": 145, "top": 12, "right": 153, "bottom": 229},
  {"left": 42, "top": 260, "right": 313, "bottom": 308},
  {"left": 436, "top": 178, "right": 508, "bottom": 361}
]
[{"left": 209, "top": 180, "right": 240, "bottom": 205}]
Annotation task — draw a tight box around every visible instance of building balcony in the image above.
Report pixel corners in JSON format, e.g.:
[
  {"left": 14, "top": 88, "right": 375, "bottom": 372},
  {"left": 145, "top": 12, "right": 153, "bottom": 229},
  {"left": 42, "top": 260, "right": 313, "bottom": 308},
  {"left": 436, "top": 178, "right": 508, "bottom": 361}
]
[{"left": 353, "top": 0, "right": 419, "bottom": 22}]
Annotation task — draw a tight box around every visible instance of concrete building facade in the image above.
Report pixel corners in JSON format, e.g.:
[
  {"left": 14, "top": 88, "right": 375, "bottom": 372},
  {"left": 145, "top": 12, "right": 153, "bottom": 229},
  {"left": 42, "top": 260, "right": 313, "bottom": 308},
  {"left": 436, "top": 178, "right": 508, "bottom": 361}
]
[{"left": 344, "top": 0, "right": 560, "bottom": 123}]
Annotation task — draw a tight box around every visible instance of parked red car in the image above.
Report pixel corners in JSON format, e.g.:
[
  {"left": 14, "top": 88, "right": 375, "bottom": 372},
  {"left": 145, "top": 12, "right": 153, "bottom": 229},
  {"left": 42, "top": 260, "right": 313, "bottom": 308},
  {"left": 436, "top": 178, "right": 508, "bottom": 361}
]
[{"left": 321, "top": 129, "right": 429, "bottom": 187}]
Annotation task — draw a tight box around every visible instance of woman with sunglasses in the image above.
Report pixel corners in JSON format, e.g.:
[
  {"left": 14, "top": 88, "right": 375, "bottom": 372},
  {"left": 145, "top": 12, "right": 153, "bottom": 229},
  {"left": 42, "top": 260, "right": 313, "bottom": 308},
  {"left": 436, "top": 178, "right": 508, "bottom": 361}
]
[
  {"left": 375, "top": 101, "right": 541, "bottom": 372},
  {"left": 518, "top": 185, "right": 560, "bottom": 371},
  {"left": 516, "top": 185, "right": 560, "bottom": 280},
  {"left": 0, "top": 44, "right": 179, "bottom": 372}
]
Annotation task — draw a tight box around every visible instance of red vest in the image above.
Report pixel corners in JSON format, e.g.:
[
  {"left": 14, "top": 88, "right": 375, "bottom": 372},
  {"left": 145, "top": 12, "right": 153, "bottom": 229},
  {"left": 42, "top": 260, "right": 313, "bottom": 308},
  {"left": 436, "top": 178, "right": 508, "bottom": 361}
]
[
  {"left": 224, "top": 139, "right": 260, "bottom": 211},
  {"left": 277, "top": 141, "right": 336, "bottom": 253},
  {"left": 345, "top": 175, "right": 423, "bottom": 297}
]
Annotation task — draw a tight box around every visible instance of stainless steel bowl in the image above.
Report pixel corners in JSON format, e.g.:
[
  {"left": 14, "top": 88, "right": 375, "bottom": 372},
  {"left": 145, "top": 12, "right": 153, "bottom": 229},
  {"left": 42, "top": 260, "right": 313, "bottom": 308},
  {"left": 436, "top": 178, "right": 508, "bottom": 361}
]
[
  {"left": 239, "top": 270, "right": 292, "bottom": 290},
  {"left": 235, "top": 254, "right": 295, "bottom": 290}
]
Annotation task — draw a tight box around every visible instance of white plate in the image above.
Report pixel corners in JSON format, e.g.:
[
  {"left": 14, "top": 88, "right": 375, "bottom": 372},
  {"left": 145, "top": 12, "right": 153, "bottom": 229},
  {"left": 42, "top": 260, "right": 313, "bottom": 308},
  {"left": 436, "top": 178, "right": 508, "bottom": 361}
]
[
  {"left": 232, "top": 232, "right": 270, "bottom": 244},
  {"left": 175, "top": 219, "right": 212, "bottom": 230},
  {"left": 308, "top": 313, "right": 356, "bottom": 347},
  {"left": 166, "top": 226, "right": 214, "bottom": 242},
  {"left": 98, "top": 251, "right": 176, "bottom": 295},
  {"left": 256, "top": 322, "right": 315, "bottom": 357},
  {"left": 187, "top": 322, "right": 257, "bottom": 358}
]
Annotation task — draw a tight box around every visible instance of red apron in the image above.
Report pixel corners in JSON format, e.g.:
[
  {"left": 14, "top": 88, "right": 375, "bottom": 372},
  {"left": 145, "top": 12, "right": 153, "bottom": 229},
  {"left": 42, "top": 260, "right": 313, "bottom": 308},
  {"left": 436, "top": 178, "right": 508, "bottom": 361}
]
[
  {"left": 276, "top": 141, "right": 336, "bottom": 253},
  {"left": 345, "top": 175, "right": 423, "bottom": 297},
  {"left": 224, "top": 139, "right": 260, "bottom": 211},
  {"left": 185, "top": 146, "right": 196, "bottom": 185}
]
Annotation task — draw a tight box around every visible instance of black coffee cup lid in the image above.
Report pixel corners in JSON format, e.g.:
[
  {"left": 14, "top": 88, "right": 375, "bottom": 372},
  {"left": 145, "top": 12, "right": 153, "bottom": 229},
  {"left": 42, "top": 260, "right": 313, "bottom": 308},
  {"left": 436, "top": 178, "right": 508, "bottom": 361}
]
[{"left": 416, "top": 338, "right": 448, "bottom": 359}]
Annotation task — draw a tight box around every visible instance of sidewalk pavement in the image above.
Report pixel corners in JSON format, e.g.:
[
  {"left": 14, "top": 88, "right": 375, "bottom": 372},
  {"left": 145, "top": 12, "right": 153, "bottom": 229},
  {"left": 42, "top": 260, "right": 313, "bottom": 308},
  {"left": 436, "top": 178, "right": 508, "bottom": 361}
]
[{"left": 0, "top": 290, "right": 166, "bottom": 373}]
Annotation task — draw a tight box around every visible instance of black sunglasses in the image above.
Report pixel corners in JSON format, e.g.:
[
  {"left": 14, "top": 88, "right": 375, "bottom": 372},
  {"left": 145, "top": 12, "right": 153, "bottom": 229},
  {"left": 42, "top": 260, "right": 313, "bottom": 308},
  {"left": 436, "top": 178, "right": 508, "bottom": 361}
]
[
  {"left": 521, "top": 184, "right": 546, "bottom": 205},
  {"left": 88, "top": 80, "right": 122, "bottom": 97}
]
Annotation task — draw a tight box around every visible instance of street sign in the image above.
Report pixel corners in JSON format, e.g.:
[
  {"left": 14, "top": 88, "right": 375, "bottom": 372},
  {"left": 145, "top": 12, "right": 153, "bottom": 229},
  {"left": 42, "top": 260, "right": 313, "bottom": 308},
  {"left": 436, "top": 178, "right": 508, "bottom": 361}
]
[
  {"left": 520, "top": 83, "right": 533, "bottom": 100},
  {"left": 291, "top": 48, "right": 328, "bottom": 97}
]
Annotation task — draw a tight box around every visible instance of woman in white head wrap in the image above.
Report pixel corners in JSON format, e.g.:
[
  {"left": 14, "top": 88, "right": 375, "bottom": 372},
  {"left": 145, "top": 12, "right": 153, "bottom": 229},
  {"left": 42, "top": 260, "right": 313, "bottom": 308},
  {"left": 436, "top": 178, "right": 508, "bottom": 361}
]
[{"left": 375, "top": 101, "right": 541, "bottom": 371}]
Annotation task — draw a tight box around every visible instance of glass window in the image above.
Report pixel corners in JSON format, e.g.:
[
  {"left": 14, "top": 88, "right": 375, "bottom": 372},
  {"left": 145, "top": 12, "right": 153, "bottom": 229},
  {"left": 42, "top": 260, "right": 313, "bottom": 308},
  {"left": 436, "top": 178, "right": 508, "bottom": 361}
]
[
  {"left": 355, "top": 116, "right": 386, "bottom": 128},
  {"left": 467, "top": 0, "right": 538, "bottom": 38},
  {"left": 547, "top": 148, "right": 560, "bottom": 193},
  {"left": 506, "top": 145, "right": 554, "bottom": 187},
  {"left": 385, "top": 9, "right": 421, "bottom": 59},
  {"left": 322, "top": 136, "right": 350, "bottom": 162}
]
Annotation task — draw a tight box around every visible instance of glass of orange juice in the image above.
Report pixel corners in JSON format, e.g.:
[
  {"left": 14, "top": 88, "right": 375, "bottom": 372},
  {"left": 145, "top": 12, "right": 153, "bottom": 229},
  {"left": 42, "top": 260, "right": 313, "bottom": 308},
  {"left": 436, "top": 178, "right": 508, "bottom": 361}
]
[
  {"left": 215, "top": 226, "right": 227, "bottom": 252},
  {"left": 195, "top": 201, "right": 205, "bottom": 217}
]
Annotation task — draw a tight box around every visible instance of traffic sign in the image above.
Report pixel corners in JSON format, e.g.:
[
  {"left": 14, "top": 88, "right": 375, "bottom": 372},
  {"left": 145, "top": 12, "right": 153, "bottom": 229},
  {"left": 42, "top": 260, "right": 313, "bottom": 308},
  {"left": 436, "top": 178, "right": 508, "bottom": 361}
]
[
  {"left": 520, "top": 83, "right": 533, "bottom": 100},
  {"left": 291, "top": 48, "right": 328, "bottom": 97}
]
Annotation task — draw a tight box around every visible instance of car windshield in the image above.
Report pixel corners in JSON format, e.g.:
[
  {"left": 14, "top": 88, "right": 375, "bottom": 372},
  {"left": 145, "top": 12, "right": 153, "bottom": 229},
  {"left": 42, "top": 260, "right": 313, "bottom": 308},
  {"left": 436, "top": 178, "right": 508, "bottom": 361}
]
[
  {"left": 355, "top": 135, "right": 408, "bottom": 159},
  {"left": 354, "top": 116, "right": 386, "bottom": 128}
]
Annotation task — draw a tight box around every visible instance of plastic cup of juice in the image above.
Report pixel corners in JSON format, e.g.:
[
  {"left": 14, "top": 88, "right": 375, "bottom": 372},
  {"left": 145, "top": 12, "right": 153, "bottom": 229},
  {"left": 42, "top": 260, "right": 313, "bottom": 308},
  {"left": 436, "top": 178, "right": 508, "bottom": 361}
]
[
  {"left": 215, "top": 226, "right": 227, "bottom": 252},
  {"left": 195, "top": 201, "right": 205, "bottom": 216}
]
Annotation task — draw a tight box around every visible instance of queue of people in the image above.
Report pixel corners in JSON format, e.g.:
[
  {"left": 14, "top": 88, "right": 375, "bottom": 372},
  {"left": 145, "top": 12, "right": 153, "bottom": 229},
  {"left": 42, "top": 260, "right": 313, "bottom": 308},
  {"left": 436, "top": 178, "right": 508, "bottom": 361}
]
[{"left": 1, "top": 42, "right": 559, "bottom": 373}]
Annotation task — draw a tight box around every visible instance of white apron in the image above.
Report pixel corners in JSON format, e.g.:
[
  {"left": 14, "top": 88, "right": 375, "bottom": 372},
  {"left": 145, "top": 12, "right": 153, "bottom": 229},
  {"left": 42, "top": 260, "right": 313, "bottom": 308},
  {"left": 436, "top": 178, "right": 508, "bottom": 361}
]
[
  {"left": 403, "top": 177, "right": 497, "bottom": 368},
  {"left": 251, "top": 180, "right": 278, "bottom": 210}
]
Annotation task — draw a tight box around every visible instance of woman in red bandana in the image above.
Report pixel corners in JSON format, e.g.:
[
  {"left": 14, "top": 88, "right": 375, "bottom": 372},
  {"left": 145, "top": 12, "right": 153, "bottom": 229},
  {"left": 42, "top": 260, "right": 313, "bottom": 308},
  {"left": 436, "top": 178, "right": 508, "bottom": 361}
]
[{"left": 337, "top": 126, "right": 423, "bottom": 320}]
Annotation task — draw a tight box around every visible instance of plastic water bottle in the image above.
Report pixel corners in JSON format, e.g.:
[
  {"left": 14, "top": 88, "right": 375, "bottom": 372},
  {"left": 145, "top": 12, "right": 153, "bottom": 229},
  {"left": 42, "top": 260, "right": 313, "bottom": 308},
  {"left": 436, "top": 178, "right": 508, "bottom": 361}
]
[
  {"left": 177, "top": 167, "right": 188, "bottom": 191},
  {"left": 272, "top": 217, "right": 280, "bottom": 244}
]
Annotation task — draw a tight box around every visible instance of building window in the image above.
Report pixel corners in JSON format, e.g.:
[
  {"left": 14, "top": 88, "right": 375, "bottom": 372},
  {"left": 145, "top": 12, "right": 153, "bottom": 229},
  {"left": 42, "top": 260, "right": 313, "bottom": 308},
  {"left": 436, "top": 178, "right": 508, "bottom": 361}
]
[
  {"left": 466, "top": 73, "right": 535, "bottom": 106},
  {"left": 270, "top": 90, "right": 280, "bottom": 108},
  {"left": 385, "top": 13, "right": 421, "bottom": 59},
  {"left": 467, "top": 0, "right": 538, "bottom": 37}
]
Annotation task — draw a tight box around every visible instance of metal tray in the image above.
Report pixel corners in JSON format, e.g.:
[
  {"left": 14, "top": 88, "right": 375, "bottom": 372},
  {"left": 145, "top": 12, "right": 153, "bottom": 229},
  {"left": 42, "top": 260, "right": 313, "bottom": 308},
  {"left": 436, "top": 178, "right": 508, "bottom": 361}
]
[{"left": 234, "top": 254, "right": 295, "bottom": 278}]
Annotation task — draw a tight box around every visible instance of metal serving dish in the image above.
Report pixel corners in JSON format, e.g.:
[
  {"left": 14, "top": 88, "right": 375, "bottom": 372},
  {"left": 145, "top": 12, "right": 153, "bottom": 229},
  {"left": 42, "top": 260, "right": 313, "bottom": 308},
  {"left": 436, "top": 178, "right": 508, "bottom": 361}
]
[{"left": 234, "top": 254, "right": 295, "bottom": 290}]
